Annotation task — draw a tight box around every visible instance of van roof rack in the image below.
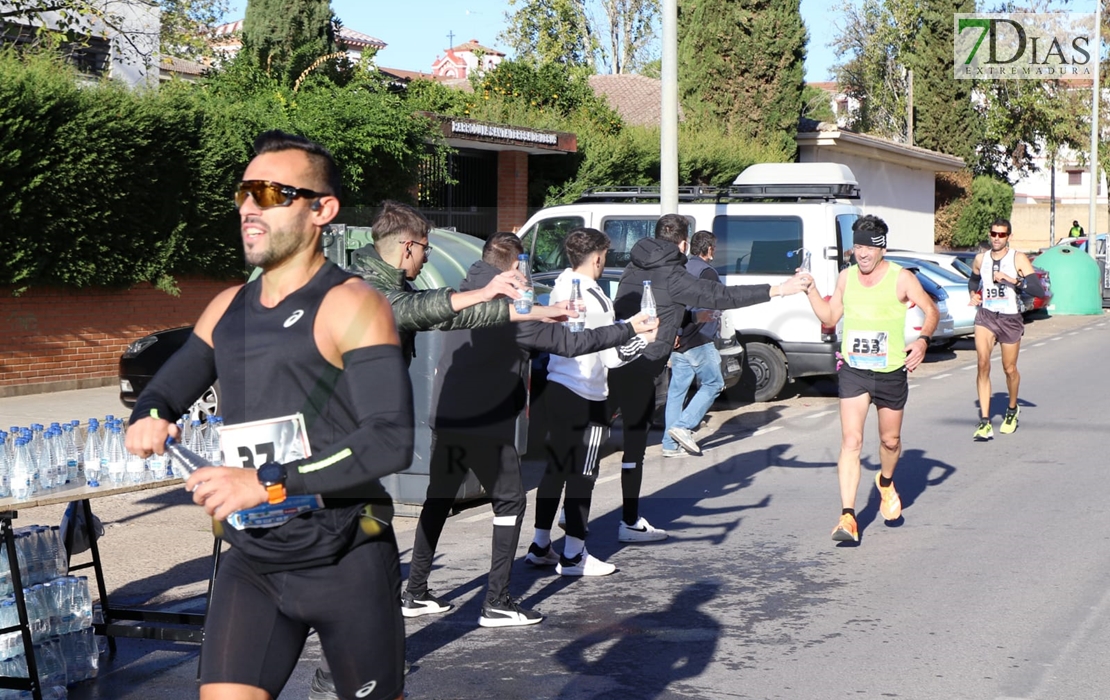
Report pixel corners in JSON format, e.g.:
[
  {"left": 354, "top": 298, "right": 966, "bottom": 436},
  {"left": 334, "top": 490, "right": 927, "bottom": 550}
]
[{"left": 576, "top": 185, "right": 722, "bottom": 202}]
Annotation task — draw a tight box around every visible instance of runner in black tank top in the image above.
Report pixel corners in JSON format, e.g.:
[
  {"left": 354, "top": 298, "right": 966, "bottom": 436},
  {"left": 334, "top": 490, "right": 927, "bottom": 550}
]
[{"left": 125, "top": 132, "right": 412, "bottom": 700}]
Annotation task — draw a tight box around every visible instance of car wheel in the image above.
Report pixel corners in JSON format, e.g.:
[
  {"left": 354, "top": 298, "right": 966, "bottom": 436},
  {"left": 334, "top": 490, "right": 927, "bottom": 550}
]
[
  {"left": 188, "top": 381, "right": 220, "bottom": 423},
  {"left": 738, "top": 342, "right": 787, "bottom": 403}
]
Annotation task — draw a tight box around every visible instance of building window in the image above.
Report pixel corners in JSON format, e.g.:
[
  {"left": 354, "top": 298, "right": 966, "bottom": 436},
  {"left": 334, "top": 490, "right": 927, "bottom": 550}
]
[{"left": 1068, "top": 170, "right": 1082, "bottom": 186}]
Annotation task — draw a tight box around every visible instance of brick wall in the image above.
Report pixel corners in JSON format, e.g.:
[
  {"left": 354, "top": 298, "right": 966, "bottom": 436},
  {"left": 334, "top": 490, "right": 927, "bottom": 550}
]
[
  {"left": 496, "top": 150, "right": 529, "bottom": 233},
  {"left": 0, "top": 277, "right": 235, "bottom": 397}
]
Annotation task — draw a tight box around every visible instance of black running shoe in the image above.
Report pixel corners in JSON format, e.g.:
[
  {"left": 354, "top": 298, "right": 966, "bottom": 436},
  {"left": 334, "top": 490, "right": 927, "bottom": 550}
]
[
  {"left": 401, "top": 589, "right": 453, "bottom": 618},
  {"left": 478, "top": 595, "right": 543, "bottom": 628}
]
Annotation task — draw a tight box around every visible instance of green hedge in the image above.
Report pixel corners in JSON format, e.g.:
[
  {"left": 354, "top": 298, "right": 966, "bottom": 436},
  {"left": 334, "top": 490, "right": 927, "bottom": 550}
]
[{"left": 0, "top": 50, "right": 438, "bottom": 292}]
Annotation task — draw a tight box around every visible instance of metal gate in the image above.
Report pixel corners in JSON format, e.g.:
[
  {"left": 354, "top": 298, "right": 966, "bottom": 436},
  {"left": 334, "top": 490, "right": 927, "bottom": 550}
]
[{"left": 418, "top": 148, "right": 499, "bottom": 237}]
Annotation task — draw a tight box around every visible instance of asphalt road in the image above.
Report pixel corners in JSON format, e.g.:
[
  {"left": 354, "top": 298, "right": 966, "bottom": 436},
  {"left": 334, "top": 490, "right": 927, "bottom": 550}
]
[{"left": 2, "top": 309, "right": 1106, "bottom": 699}]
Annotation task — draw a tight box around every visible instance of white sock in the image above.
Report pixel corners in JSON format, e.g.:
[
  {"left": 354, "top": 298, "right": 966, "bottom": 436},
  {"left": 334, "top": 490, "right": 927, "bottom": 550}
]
[
  {"left": 533, "top": 528, "right": 551, "bottom": 548},
  {"left": 563, "top": 536, "right": 585, "bottom": 559}
]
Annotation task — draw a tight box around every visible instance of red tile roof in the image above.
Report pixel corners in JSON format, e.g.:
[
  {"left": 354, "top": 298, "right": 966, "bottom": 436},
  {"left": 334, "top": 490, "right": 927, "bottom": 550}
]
[{"left": 587, "top": 74, "right": 683, "bottom": 126}]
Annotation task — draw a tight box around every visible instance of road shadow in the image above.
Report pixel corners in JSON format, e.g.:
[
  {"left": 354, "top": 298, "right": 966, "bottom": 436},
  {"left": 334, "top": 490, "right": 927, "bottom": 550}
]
[
  {"left": 975, "top": 392, "right": 1038, "bottom": 421},
  {"left": 554, "top": 580, "right": 720, "bottom": 699},
  {"left": 848, "top": 448, "right": 957, "bottom": 544}
]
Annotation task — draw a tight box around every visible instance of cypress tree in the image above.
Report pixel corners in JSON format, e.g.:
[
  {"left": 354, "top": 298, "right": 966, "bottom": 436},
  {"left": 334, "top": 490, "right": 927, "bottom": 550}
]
[
  {"left": 241, "top": 0, "right": 339, "bottom": 86},
  {"left": 908, "top": 0, "right": 978, "bottom": 161},
  {"left": 678, "top": 0, "right": 807, "bottom": 155}
]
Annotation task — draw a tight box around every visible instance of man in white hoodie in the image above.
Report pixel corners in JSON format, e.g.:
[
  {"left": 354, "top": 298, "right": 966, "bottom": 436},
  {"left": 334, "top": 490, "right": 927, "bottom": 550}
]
[{"left": 527, "top": 228, "right": 656, "bottom": 576}]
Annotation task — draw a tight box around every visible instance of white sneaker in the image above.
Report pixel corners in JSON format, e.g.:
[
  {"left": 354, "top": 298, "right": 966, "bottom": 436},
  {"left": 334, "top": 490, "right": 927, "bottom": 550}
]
[
  {"left": 618, "top": 517, "right": 668, "bottom": 543},
  {"left": 667, "top": 427, "right": 701, "bottom": 455},
  {"left": 556, "top": 548, "right": 617, "bottom": 576}
]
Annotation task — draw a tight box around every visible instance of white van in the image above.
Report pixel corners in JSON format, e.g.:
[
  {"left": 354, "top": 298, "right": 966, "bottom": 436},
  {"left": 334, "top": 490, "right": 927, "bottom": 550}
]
[{"left": 517, "top": 162, "right": 864, "bottom": 401}]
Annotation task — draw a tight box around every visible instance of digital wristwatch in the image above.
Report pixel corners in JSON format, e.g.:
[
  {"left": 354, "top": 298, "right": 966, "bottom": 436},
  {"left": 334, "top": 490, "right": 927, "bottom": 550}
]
[{"left": 257, "top": 461, "right": 288, "bottom": 505}]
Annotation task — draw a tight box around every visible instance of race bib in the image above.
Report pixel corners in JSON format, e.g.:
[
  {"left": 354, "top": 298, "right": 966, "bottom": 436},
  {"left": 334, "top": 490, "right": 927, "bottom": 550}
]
[
  {"left": 219, "top": 414, "right": 322, "bottom": 530},
  {"left": 983, "top": 283, "right": 1009, "bottom": 312},
  {"left": 845, "top": 330, "right": 889, "bottom": 370},
  {"left": 220, "top": 414, "right": 311, "bottom": 469}
]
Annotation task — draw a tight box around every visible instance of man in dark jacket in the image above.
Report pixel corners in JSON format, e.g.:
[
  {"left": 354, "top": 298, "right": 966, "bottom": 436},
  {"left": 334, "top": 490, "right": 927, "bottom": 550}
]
[
  {"left": 662, "top": 230, "right": 725, "bottom": 457},
  {"left": 405, "top": 233, "right": 658, "bottom": 628},
  {"left": 609, "top": 214, "right": 810, "bottom": 543}
]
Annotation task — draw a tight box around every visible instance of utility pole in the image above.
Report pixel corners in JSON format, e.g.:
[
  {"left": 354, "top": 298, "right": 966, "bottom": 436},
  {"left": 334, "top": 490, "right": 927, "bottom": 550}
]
[
  {"left": 1088, "top": 2, "right": 1101, "bottom": 265},
  {"left": 660, "top": 0, "right": 678, "bottom": 215},
  {"left": 906, "top": 68, "right": 914, "bottom": 146}
]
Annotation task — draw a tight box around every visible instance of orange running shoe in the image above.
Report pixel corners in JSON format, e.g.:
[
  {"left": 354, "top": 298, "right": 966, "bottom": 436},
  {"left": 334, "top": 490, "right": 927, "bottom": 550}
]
[
  {"left": 831, "top": 513, "right": 858, "bottom": 542},
  {"left": 875, "top": 473, "right": 902, "bottom": 521}
]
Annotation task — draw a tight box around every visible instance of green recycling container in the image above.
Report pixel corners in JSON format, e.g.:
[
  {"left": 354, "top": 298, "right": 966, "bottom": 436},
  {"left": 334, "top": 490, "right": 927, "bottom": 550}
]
[{"left": 1033, "top": 244, "right": 1102, "bottom": 315}]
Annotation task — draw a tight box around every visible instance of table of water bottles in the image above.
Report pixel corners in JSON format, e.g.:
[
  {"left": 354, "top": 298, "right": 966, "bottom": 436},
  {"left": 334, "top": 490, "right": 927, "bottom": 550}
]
[{"left": 0, "top": 417, "right": 223, "bottom": 700}]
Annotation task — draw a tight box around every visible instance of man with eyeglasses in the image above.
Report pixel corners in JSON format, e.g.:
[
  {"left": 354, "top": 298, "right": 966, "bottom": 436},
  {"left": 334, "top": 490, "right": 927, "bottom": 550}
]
[
  {"left": 348, "top": 200, "right": 567, "bottom": 364},
  {"left": 125, "top": 130, "right": 411, "bottom": 700},
  {"left": 968, "top": 218, "right": 1044, "bottom": 440}
]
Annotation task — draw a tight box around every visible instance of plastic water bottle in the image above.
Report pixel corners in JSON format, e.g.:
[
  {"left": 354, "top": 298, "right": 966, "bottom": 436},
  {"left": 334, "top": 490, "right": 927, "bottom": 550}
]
[
  {"left": 82, "top": 425, "right": 101, "bottom": 487},
  {"left": 105, "top": 425, "right": 126, "bottom": 487},
  {"left": 125, "top": 449, "right": 146, "bottom": 485},
  {"left": 0, "top": 435, "right": 9, "bottom": 499},
  {"left": 514, "top": 254, "right": 534, "bottom": 314},
  {"left": 11, "top": 438, "right": 34, "bottom": 500},
  {"left": 164, "top": 436, "right": 214, "bottom": 475},
  {"left": 640, "top": 280, "right": 657, "bottom": 320},
  {"left": 205, "top": 417, "right": 224, "bottom": 465},
  {"left": 186, "top": 420, "right": 206, "bottom": 466},
  {"left": 62, "top": 423, "right": 79, "bottom": 484},
  {"left": 566, "top": 278, "right": 586, "bottom": 332}
]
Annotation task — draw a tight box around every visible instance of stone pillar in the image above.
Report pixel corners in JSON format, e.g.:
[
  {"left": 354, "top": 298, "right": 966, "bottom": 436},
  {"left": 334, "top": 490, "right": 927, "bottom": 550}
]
[{"left": 497, "top": 150, "right": 529, "bottom": 233}]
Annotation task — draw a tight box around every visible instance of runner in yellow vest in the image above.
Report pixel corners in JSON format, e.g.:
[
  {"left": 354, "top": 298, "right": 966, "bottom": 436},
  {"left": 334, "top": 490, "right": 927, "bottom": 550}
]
[{"left": 800, "top": 215, "right": 939, "bottom": 543}]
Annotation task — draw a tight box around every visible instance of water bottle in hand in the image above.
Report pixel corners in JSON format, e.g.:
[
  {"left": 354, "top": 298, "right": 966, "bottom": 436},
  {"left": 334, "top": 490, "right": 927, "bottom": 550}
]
[
  {"left": 640, "top": 280, "right": 657, "bottom": 320},
  {"left": 514, "top": 254, "right": 534, "bottom": 314},
  {"left": 566, "top": 278, "right": 586, "bottom": 332}
]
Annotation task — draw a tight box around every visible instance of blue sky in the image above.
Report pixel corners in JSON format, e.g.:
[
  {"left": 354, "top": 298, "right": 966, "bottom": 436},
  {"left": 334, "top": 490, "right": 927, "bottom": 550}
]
[{"left": 225, "top": 0, "right": 842, "bottom": 82}]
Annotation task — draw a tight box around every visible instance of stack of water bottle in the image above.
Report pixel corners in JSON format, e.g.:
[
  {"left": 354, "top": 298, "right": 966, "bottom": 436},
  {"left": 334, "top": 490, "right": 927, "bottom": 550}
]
[
  {"left": 0, "top": 414, "right": 226, "bottom": 499},
  {"left": 0, "top": 525, "right": 97, "bottom": 698}
]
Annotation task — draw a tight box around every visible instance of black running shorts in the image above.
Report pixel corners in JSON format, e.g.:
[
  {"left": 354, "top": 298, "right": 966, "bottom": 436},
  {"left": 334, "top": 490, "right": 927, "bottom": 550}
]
[
  {"left": 975, "top": 308, "right": 1025, "bottom": 345},
  {"left": 838, "top": 364, "right": 909, "bottom": 410},
  {"left": 199, "top": 533, "right": 404, "bottom": 700}
]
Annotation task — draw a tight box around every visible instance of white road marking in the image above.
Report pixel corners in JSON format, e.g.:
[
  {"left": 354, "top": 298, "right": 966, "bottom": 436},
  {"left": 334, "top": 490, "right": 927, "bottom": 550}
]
[
  {"left": 932, "top": 373, "right": 952, "bottom": 380},
  {"left": 597, "top": 474, "right": 620, "bottom": 484},
  {"left": 807, "top": 410, "right": 836, "bottom": 419},
  {"left": 752, "top": 426, "right": 782, "bottom": 437}
]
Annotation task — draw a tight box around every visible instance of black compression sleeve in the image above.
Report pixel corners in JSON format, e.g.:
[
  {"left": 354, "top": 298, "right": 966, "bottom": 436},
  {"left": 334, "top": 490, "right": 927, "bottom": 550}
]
[
  {"left": 129, "top": 333, "right": 217, "bottom": 424},
  {"left": 283, "top": 344, "right": 414, "bottom": 498},
  {"left": 967, "top": 272, "right": 981, "bottom": 295}
]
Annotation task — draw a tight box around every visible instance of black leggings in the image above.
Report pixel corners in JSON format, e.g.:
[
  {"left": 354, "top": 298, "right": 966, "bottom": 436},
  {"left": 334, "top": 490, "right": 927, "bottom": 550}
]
[
  {"left": 607, "top": 362, "right": 659, "bottom": 525},
  {"left": 534, "top": 382, "right": 610, "bottom": 540},
  {"left": 407, "top": 432, "right": 525, "bottom": 605}
]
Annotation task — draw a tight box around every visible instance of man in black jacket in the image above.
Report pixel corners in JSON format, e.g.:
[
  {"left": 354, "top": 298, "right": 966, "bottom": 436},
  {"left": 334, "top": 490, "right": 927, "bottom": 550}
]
[
  {"left": 405, "top": 233, "right": 658, "bottom": 627},
  {"left": 609, "top": 214, "right": 811, "bottom": 543}
]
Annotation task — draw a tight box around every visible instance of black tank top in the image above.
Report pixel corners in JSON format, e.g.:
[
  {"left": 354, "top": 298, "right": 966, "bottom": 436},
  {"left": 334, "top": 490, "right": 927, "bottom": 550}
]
[{"left": 213, "top": 261, "right": 389, "bottom": 570}]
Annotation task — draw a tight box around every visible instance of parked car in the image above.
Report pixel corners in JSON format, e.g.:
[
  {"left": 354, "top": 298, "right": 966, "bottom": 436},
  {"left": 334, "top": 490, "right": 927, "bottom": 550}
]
[
  {"left": 886, "top": 255, "right": 975, "bottom": 341},
  {"left": 119, "top": 327, "right": 220, "bottom": 420},
  {"left": 889, "top": 249, "right": 973, "bottom": 279}
]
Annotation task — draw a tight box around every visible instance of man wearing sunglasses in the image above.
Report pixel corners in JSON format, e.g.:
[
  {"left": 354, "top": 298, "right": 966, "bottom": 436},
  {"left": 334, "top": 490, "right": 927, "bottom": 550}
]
[
  {"left": 126, "top": 130, "right": 411, "bottom": 700},
  {"left": 968, "top": 219, "right": 1044, "bottom": 440}
]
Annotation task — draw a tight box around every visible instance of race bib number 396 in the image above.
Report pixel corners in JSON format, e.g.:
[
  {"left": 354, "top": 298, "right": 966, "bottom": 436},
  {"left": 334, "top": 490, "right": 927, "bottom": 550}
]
[{"left": 845, "top": 330, "right": 889, "bottom": 370}]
